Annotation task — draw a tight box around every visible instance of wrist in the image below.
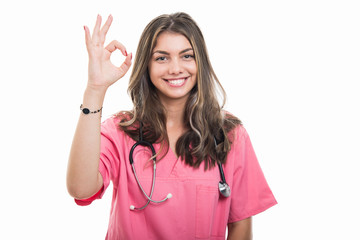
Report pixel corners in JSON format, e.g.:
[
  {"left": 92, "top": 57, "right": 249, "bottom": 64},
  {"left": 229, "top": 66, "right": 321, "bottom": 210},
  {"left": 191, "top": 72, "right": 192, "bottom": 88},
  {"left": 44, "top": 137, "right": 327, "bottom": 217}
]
[
  {"left": 85, "top": 84, "right": 108, "bottom": 96},
  {"left": 80, "top": 104, "right": 103, "bottom": 115},
  {"left": 82, "top": 87, "right": 106, "bottom": 110}
]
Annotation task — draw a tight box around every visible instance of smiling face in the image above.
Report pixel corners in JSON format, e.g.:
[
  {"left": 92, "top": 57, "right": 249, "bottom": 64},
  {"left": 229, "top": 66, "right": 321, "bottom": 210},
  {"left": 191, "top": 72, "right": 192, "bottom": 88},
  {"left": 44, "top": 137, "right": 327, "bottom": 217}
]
[{"left": 148, "top": 32, "right": 197, "bottom": 105}]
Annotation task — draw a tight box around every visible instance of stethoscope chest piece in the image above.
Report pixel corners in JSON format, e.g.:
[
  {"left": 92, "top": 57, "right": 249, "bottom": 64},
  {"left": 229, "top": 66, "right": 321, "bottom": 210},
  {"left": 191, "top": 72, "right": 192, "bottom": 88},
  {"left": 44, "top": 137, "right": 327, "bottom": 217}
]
[
  {"left": 215, "top": 135, "right": 231, "bottom": 198},
  {"left": 218, "top": 181, "right": 231, "bottom": 198}
]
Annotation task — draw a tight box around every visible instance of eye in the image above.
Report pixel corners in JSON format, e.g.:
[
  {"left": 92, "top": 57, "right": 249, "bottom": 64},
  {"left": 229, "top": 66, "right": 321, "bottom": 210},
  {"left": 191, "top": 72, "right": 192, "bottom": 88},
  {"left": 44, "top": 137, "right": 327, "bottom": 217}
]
[
  {"left": 183, "top": 54, "right": 194, "bottom": 60},
  {"left": 155, "top": 56, "right": 167, "bottom": 61}
]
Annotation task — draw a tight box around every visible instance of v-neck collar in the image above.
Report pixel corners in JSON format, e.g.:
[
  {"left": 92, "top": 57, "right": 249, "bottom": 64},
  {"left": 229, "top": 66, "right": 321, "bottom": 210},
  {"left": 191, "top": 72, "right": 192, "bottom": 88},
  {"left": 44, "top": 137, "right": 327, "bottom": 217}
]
[{"left": 152, "top": 143, "right": 180, "bottom": 178}]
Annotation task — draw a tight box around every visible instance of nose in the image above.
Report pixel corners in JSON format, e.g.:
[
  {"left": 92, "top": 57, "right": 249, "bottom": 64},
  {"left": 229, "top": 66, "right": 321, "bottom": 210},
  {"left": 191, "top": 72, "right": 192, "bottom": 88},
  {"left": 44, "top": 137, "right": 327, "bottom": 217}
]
[{"left": 168, "top": 58, "right": 183, "bottom": 75}]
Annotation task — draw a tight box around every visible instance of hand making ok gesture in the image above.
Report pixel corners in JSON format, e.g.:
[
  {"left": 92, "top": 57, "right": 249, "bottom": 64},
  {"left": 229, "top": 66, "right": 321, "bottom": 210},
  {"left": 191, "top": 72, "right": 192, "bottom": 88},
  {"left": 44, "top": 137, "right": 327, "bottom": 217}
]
[{"left": 84, "top": 15, "right": 132, "bottom": 92}]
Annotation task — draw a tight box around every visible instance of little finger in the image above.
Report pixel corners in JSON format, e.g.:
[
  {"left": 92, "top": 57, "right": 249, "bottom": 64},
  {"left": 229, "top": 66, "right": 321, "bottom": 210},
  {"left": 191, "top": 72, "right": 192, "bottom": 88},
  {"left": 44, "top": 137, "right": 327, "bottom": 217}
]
[{"left": 83, "top": 25, "right": 91, "bottom": 49}]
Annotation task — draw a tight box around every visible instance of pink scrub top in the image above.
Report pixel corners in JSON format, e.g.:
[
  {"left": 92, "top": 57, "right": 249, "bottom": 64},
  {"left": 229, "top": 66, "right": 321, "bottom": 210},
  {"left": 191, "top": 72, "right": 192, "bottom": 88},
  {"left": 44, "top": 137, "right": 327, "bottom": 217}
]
[{"left": 75, "top": 116, "right": 277, "bottom": 239}]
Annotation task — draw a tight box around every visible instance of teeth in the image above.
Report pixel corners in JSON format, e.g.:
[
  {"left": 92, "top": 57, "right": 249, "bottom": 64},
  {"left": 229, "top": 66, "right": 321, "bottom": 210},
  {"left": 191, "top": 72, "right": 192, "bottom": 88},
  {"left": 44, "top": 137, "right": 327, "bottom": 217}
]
[{"left": 168, "top": 78, "right": 185, "bottom": 85}]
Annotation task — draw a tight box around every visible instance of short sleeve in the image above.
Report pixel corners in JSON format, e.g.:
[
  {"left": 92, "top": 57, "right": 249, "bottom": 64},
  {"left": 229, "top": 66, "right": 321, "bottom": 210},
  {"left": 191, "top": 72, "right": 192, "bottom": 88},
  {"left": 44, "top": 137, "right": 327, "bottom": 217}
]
[
  {"left": 228, "top": 127, "right": 277, "bottom": 223},
  {"left": 74, "top": 117, "right": 120, "bottom": 206}
]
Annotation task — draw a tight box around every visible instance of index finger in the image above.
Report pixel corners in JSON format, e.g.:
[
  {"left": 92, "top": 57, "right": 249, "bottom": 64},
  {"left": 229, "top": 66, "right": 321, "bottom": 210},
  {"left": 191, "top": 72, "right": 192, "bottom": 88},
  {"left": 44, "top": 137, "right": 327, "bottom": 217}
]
[{"left": 105, "top": 40, "right": 127, "bottom": 56}]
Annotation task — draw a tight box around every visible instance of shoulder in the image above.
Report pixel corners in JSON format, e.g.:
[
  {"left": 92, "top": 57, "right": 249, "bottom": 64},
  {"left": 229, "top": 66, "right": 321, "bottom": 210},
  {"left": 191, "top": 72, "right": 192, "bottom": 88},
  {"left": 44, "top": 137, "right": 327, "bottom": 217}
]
[
  {"left": 101, "top": 116, "right": 125, "bottom": 138},
  {"left": 221, "top": 110, "right": 245, "bottom": 139},
  {"left": 223, "top": 110, "right": 241, "bottom": 122},
  {"left": 222, "top": 111, "right": 242, "bottom": 130},
  {"left": 101, "top": 115, "right": 121, "bottom": 129},
  {"left": 232, "top": 124, "right": 249, "bottom": 142}
]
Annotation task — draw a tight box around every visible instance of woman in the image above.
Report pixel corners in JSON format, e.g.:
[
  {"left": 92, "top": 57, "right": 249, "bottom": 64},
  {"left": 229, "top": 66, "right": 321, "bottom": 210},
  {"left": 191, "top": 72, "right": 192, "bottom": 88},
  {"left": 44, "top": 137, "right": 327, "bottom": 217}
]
[{"left": 67, "top": 12, "right": 277, "bottom": 239}]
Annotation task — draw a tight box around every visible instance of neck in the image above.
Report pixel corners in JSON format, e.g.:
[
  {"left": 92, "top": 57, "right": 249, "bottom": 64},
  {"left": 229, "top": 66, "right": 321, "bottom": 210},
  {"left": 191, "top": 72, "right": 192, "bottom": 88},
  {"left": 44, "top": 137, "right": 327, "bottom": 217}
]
[
  {"left": 162, "top": 99, "right": 186, "bottom": 129},
  {"left": 160, "top": 97, "right": 188, "bottom": 157},
  {"left": 156, "top": 92, "right": 188, "bottom": 129}
]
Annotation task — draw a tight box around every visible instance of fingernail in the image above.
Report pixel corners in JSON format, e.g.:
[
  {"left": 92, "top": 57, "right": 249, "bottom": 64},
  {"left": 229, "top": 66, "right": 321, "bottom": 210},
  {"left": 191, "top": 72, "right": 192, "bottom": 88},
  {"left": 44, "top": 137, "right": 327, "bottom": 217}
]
[
  {"left": 130, "top": 53, "right": 133, "bottom": 60},
  {"left": 83, "top": 26, "right": 86, "bottom": 31},
  {"left": 125, "top": 50, "right": 128, "bottom": 56}
]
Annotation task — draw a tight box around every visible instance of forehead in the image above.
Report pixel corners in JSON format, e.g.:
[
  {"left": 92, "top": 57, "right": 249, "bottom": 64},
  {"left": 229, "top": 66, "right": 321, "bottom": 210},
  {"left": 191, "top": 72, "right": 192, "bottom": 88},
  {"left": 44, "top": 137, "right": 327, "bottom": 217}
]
[{"left": 153, "top": 32, "right": 192, "bottom": 52}]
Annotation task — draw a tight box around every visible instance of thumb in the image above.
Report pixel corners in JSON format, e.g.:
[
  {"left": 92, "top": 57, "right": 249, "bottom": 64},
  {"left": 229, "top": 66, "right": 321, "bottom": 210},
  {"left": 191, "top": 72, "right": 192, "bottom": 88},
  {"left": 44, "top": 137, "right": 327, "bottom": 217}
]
[{"left": 117, "top": 52, "right": 132, "bottom": 78}]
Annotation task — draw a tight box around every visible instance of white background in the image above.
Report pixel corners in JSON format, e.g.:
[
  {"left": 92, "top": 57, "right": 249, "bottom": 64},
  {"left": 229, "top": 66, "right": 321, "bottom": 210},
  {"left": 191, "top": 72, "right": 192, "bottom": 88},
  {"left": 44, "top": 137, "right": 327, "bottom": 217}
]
[{"left": 1, "top": 0, "right": 359, "bottom": 239}]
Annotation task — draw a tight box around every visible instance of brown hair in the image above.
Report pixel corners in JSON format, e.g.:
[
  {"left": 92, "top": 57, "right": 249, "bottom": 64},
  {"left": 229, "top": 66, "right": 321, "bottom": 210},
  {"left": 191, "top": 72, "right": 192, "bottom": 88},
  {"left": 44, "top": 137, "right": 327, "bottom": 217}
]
[{"left": 117, "top": 12, "right": 241, "bottom": 169}]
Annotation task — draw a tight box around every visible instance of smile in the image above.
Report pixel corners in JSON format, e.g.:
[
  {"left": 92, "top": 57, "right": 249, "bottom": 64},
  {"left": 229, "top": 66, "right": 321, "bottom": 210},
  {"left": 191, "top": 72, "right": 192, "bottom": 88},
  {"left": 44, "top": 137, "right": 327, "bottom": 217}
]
[{"left": 164, "top": 77, "right": 189, "bottom": 87}]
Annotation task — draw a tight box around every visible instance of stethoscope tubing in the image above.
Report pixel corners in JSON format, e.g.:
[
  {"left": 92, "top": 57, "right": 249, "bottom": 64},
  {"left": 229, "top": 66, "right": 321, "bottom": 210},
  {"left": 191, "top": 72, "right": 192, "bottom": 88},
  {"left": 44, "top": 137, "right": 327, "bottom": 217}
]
[
  {"left": 129, "top": 134, "right": 172, "bottom": 210},
  {"left": 131, "top": 163, "right": 170, "bottom": 204},
  {"left": 129, "top": 124, "right": 230, "bottom": 210}
]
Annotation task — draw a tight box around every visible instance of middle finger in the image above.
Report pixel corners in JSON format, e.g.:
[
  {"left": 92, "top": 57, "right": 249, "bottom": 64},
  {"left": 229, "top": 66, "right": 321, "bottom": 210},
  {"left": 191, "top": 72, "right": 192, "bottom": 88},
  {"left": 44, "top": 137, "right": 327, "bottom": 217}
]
[{"left": 100, "top": 15, "right": 113, "bottom": 44}]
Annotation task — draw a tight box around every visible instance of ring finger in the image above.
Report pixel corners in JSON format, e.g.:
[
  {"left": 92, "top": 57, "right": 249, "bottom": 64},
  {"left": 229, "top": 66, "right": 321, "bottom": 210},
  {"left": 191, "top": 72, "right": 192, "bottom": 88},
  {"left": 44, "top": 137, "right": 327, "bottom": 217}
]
[{"left": 92, "top": 15, "right": 102, "bottom": 44}]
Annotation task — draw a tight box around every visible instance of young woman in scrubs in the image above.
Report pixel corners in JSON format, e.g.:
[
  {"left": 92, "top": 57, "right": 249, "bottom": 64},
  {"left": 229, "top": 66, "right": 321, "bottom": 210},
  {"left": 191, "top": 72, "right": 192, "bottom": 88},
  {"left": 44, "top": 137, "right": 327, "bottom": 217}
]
[{"left": 67, "top": 12, "right": 277, "bottom": 240}]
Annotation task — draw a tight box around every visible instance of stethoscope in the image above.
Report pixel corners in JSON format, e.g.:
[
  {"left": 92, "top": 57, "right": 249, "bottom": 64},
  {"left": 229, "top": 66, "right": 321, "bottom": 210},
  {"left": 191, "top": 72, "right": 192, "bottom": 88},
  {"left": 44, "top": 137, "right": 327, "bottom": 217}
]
[{"left": 129, "top": 123, "right": 230, "bottom": 211}]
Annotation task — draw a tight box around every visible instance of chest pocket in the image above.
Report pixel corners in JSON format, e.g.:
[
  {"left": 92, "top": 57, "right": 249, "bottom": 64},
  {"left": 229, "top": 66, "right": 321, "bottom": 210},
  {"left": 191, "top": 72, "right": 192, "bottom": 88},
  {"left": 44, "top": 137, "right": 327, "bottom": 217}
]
[{"left": 195, "top": 185, "right": 228, "bottom": 239}]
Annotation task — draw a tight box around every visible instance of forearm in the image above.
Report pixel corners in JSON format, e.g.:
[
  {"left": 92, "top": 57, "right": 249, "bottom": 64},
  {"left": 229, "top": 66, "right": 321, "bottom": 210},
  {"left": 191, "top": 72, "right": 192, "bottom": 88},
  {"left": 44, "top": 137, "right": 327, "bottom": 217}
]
[
  {"left": 66, "top": 87, "right": 106, "bottom": 199},
  {"left": 227, "top": 217, "right": 252, "bottom": 240}
]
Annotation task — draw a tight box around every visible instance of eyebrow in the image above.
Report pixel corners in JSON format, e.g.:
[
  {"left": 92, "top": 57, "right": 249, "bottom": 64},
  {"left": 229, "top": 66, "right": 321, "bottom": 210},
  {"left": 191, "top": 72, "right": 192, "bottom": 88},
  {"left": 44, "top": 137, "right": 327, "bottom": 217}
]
[{"left": 152, "top": 48, "right": 193, "bottom": 55}]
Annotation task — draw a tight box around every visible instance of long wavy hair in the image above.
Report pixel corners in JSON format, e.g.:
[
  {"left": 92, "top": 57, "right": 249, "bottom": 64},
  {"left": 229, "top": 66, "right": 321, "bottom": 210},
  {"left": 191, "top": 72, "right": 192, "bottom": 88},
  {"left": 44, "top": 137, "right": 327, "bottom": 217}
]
[{"left": 117, "top": 12, "right": 241, "bottom": 169}]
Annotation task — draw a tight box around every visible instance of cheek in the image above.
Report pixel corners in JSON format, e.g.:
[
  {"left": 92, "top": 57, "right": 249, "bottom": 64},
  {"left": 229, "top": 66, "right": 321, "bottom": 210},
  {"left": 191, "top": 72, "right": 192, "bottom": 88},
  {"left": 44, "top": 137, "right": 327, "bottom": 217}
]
[
  {"left": 149, "top": 64, "right": 167, "bottom": 78},
  {"left": 187, "top": 62, "right": 197, "bottom": 75},
  {"left": 183, "top": 60, "right": 197, "bottom": 75}
]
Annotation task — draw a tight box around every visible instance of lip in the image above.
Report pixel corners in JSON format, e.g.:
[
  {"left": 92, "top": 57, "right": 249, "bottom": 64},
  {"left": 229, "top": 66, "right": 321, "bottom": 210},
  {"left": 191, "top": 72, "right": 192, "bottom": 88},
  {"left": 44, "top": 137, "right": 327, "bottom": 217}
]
[{"left": 163, "top": 76, "right": 190, "bottom": 87}]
